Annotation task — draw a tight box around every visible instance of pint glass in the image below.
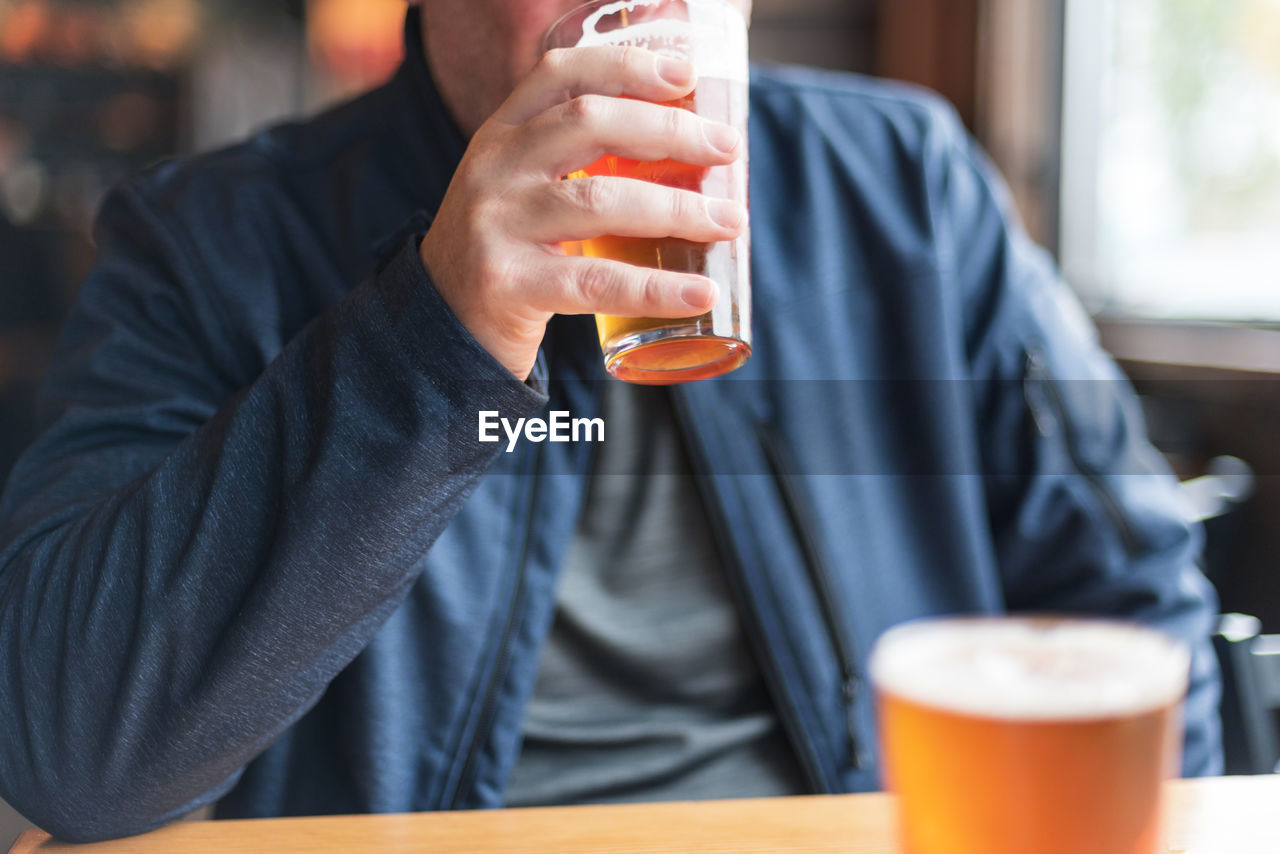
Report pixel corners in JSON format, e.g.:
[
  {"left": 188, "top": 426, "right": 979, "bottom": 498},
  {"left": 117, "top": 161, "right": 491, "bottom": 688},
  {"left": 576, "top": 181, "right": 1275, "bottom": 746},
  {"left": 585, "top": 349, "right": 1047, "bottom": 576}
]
[
  {"left": 545, "top": 0, "right": 751, "bottom": 384},
  {"left": 869, "top": 617, "right": 1189, "bottom": 854}
]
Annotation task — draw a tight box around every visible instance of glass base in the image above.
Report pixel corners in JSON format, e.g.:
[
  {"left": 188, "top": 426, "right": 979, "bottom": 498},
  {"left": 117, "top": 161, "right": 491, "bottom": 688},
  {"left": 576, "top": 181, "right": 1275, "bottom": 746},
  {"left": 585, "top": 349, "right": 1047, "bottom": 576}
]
[{"left": 603, "top": 326, "right": 751, "bottom": 385}]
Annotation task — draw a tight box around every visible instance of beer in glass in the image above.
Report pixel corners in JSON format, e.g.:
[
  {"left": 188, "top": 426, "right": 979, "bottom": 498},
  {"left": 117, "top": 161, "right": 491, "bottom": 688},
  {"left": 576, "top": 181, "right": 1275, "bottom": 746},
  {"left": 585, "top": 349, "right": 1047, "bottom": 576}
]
[
  {"left": 545, "top": 0, "right": 751, "bottom": 384},
  {"left": 870, "top": 617, "right": 1189, "bottom": 854}
]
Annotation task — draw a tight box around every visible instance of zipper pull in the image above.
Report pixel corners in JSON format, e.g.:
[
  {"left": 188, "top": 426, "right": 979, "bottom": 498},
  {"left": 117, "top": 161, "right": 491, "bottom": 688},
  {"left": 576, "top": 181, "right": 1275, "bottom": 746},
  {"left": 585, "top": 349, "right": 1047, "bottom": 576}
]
[{"left": 842, "top": 670, "right": 870, "bottom": 770}]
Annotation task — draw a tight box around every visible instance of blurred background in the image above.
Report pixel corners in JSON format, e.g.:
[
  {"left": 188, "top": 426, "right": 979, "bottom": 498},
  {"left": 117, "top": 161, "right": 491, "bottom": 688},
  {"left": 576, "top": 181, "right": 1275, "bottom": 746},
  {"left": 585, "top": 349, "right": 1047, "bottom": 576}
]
[{"left": 2, "top": 0, "right": 1280, "bottom": 840}]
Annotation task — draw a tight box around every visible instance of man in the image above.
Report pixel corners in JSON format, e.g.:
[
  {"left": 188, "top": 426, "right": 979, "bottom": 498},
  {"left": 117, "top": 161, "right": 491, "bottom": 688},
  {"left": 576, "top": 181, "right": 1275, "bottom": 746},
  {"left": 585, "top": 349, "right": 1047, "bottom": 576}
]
[{"left": 0, "top": 1, "right": 1220, "bottom": 842}]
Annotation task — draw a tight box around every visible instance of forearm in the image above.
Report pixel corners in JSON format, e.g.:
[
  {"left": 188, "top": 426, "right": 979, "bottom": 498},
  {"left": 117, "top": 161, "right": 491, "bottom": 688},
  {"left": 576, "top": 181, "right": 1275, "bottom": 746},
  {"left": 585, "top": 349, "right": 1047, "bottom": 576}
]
[{"left": 0, "top": 238, "right": 547, "bottom": 841}]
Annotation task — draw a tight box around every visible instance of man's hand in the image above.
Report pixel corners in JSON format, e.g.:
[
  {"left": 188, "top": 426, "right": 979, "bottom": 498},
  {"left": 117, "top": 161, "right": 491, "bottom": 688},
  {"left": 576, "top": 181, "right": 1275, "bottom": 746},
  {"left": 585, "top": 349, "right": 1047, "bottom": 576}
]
[{"left": 419, "top": 46, "right": 746, "bottom": 381}]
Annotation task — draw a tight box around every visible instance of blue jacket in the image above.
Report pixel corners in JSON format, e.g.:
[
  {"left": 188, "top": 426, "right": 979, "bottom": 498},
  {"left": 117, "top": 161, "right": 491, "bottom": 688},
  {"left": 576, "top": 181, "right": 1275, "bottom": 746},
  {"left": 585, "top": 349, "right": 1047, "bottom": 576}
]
[{"left": 0, "top": 12, "right": 1219, "bottom": 843}]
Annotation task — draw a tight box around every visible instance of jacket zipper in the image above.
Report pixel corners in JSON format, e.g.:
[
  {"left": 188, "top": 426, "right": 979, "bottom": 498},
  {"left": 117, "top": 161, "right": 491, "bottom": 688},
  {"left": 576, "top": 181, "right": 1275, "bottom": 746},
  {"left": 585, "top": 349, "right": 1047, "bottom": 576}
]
[
  {"left": 446, "top": 336, "right": 602, "bottom": 809},
  {"left": 1023, "top": 348, "right": 1141, "bottom": 556},
  {"left": 756, "top": 421, "right": 869, "bottom": 772},
  {"left": 669, "top": 389, "right": 831, "bottom": 793},
  {"left": 446, "top": 443, "right": 544, "bottom": 809}
]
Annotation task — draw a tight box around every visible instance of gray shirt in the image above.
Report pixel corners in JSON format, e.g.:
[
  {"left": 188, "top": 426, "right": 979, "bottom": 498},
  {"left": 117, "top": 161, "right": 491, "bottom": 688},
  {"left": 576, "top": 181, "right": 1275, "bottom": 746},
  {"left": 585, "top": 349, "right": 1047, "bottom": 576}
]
[{"left": 504, "top": 380, "right": 808, "bottom": 807}]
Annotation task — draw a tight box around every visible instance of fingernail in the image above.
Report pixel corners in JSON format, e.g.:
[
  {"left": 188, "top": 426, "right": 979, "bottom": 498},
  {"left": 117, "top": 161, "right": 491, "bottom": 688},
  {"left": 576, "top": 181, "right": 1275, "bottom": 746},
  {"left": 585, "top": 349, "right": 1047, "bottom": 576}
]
[
  {"left": 708, "top": 198, "right": 745, "bottom": 230},
  {"left": 658, "top": 57, "right": 695, "bottom": 87},
  {"left": 681, "top": 278, "right": 716, "bottom": 309},
  {"left": 703, "top": 121, "right": 740, "bottom": 154}
]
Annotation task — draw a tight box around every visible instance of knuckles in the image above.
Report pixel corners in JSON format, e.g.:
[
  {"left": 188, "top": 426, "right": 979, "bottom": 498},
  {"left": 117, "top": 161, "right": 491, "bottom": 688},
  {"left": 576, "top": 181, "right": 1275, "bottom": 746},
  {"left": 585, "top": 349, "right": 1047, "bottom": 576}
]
[
  {"left": 606, "top": 44, "right": 642, "bottom": 75},
  {"left": 537, "top": 48, "right": 571, "bottom": 77},
  {"left": 636, "top": 269, "right": 666, "bottom": 312},
  {"left": 669, "top": 187, "right": 701, "bottom": 224},
  {"left": 572, "top": 261, "right": 617, "bottom": 306},
  {"left": 562, "top": 93, "right": 609, "bottom": 128},
  {"left": 566, "top": 177, "right": 616, "bottom": 214},
  {"left": 473, "top": 252, "right": 518, "bottom": 298},
  {"left": 663, "top": 105, "right": 692, "bottom": 141}
]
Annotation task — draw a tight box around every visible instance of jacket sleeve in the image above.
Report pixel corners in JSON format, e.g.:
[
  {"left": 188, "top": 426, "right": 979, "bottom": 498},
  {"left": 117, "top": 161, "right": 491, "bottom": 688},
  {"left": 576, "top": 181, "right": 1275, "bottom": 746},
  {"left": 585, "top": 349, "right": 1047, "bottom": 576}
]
[
  {"left": 924, "top": 105, "right": 1222, "bottom": 775},
  {"left": 0, "top": 184, "right": 549, "bottom": 841}
]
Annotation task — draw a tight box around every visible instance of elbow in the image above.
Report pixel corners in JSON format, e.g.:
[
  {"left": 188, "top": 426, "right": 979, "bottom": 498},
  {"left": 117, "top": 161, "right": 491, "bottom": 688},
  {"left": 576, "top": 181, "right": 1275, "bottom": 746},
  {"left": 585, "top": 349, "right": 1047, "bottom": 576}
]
[
  {"left": 3, "top": 752, "right": 243, "bottom": 842},
  {"left": 2, "top": 750, "right": 237, "bottom": 844},
  {"left": 6, "top": 782, "right": 178, "bottom": 844}
]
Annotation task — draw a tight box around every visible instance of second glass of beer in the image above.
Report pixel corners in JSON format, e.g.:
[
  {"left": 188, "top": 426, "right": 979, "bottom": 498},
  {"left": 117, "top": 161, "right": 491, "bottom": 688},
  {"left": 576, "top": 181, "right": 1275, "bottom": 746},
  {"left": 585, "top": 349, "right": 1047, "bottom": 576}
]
[
  {"left": 870, "top": 617, "right": 1189, "bottom": 854},
  {"left": 545, "top": 0, "right": 751, "bottom": 384}
]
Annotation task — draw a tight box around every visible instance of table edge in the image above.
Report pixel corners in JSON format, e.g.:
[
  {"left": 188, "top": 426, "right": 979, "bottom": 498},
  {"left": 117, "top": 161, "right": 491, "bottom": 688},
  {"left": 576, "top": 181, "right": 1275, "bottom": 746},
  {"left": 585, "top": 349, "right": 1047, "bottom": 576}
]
[{"left": 8, "top": 830, "right": 51, "bottom": 854}]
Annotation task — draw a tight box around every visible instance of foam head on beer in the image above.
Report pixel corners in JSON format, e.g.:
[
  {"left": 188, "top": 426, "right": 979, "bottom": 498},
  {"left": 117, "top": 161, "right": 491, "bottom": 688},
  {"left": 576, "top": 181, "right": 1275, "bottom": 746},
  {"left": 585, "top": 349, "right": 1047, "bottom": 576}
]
[
  {"left": 869, "top": 617, "right": 1190, "bottom": 720},
  {"left": 574, "top": 0, "right": 749, "bottom": 84}
]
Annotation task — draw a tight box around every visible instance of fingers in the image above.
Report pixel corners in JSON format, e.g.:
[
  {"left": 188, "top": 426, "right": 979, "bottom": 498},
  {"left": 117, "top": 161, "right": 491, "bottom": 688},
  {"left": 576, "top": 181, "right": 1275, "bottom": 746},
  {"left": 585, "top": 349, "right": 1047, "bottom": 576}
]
[
  {"left": 423, "top": 42, "right": 742, "bottom": 379},
  {"left": 530, "top": 257, "right": 718, "bottom": 318},
  {"left": 496, "top": 45, "right": 696, "bottom": 127},
  {"left": 522, "top": 176, "right": 746, "bottom": 244},
  {"left": 515, "top": 95, "right": 741, "bottom": 179}
]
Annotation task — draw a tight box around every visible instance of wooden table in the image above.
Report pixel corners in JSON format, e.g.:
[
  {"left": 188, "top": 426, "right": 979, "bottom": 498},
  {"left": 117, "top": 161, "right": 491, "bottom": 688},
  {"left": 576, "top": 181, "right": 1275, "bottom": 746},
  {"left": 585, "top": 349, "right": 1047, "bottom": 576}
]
[{"left": 9, "top": 776, "right": 1280, "bottom": 853}]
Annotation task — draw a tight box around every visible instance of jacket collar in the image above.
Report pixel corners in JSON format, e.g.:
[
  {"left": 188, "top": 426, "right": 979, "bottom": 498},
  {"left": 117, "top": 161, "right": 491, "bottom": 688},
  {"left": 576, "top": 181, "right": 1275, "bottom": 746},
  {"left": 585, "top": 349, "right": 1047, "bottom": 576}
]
[
  {"left": 386, "top": 8, "right": 468, "bottom": 213},
  {"left": 365, "top": 10, "right": 468, "bottom": 262}
]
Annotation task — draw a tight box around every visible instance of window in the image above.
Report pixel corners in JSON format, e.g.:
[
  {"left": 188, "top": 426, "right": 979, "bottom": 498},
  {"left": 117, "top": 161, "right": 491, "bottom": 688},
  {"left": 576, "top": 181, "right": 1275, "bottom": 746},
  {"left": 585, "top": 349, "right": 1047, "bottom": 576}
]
[{"left": 1061, "top": 0, "right": 1280, "bottom": 320}]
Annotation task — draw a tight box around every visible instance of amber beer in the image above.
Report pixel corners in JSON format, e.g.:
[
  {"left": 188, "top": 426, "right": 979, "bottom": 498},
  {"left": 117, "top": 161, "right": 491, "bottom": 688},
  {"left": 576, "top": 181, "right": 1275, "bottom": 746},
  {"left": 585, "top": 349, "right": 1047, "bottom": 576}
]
[
  {"left": 870, "top": 618, "right": 1189, "bottom": 854},
  {"left": 547, "top": 0, "right": 751, "bottom": 384},
  {"left": 565, "top": 77, "right": 750, "bottom": 383}
]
